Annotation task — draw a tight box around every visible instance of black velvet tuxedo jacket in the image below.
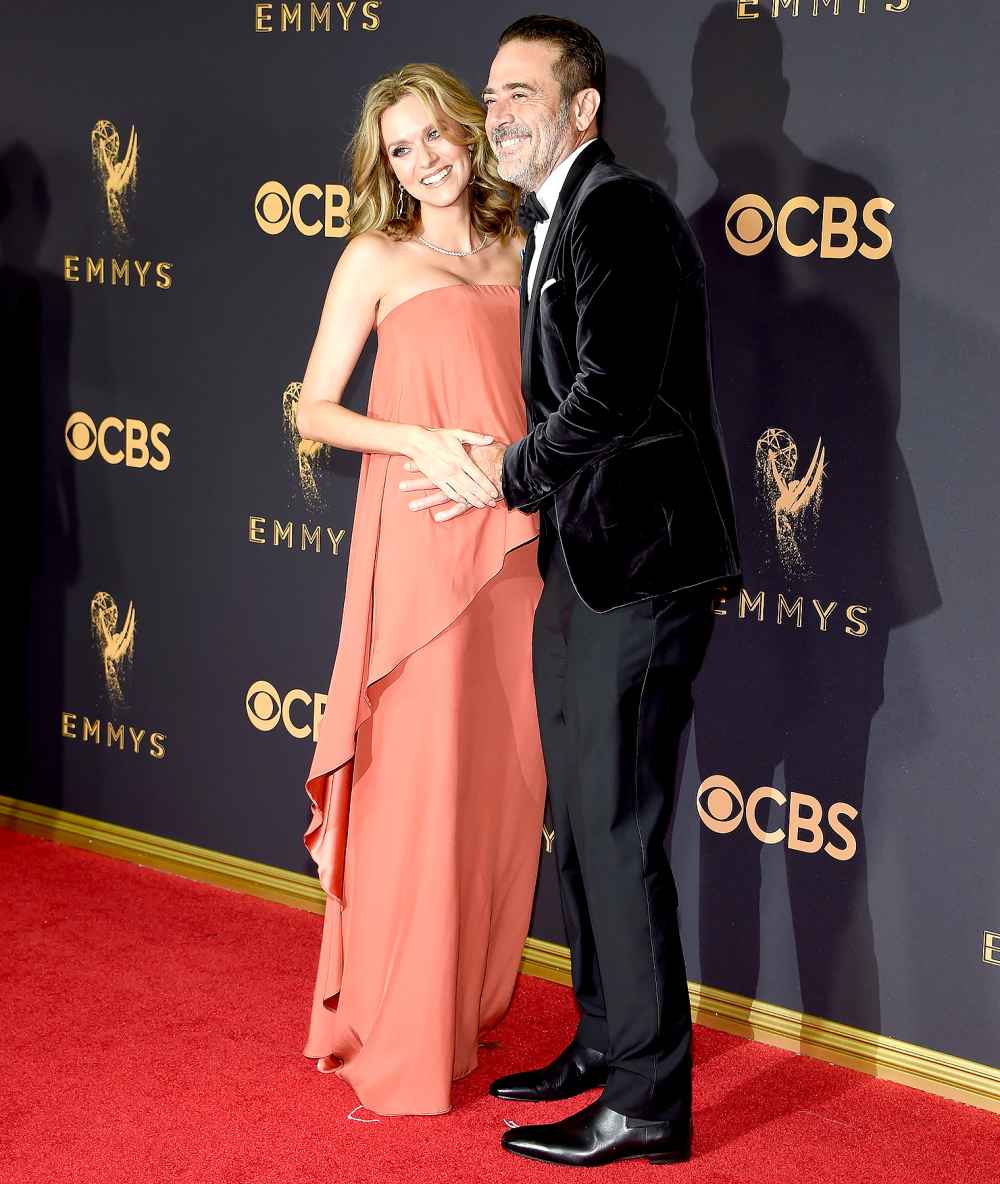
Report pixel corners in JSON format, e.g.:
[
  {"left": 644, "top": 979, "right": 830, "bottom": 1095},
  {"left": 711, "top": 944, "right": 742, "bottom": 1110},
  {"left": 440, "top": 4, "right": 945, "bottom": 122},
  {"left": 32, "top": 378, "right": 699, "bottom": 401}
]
[{"left": 502, "top": 139, "right": 741, "bottom": 613}]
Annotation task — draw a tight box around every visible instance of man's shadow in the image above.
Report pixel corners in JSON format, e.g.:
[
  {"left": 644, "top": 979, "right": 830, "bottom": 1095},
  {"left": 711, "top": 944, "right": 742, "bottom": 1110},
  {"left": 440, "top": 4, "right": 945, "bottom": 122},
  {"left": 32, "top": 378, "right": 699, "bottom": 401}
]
[
  {"left": 688, "top": 5, "right": 939, "bottom": 1038},
  {"left": 1, "top": 141, "right": 79, "bottom": 809},
  {"left": 604, "top": 54, "right": 678, "bottom": 199}
]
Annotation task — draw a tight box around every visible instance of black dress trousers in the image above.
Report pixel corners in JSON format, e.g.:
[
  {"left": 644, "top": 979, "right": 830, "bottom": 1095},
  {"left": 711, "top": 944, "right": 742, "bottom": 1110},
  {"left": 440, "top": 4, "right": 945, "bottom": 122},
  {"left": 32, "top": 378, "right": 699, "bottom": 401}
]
[{"left": 533, "top": 517, "right": 714, "bottom": 1121}]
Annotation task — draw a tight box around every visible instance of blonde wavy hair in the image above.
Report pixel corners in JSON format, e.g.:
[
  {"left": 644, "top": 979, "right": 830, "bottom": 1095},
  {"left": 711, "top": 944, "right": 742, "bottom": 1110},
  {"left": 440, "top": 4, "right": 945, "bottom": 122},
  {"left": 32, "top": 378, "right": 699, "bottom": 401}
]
[{"left": 348, "top": 62, "right": 519, "bottom": 242}]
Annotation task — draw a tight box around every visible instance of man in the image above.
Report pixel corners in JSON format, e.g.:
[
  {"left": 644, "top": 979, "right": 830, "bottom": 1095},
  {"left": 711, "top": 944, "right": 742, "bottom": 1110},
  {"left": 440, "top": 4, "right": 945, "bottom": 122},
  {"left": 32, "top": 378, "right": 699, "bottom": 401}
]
[
  {"left": 407, "top": 14, "right": 740, "bottom": 1168},
  {"left": 475, "top": 16, "right": 743, "bottom": 1168}
]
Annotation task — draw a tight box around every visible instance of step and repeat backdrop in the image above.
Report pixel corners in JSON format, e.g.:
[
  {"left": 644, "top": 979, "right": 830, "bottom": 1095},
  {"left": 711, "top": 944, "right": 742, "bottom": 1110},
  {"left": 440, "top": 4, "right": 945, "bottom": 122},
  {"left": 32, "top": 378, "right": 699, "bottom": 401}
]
[{"left": 6, "top": 1, "right": 999, "bottom": 1069}]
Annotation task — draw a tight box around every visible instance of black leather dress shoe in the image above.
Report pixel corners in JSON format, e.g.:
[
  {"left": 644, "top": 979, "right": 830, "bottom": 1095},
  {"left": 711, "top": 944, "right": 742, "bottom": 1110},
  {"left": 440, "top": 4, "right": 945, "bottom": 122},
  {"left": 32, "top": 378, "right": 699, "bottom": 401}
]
[
  {"left": 500, "top": 1099, "right": 692, "bottom": 1168},
  {"left": 489, "top": 1041, "right": 608, "bottom": 1102}
]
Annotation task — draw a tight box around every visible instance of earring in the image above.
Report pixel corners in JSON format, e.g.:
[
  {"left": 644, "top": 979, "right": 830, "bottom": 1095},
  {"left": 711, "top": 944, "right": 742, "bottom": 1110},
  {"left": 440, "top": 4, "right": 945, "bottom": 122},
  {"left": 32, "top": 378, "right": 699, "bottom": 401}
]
[{"left": 396, "top": 184, "right": 405, "bottom": 220}]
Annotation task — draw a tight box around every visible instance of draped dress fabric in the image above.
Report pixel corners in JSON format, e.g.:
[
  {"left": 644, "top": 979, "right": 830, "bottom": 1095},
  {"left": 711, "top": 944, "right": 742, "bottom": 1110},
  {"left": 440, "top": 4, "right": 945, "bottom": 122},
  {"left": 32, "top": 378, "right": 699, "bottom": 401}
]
[{"left": 302, "top": 283, "right": 546, "bottom": 1116}]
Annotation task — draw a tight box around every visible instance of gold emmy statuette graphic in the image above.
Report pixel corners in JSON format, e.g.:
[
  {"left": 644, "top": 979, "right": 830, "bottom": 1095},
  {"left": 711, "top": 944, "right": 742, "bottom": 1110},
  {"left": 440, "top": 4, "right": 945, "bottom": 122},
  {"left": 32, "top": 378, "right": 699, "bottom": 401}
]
[
  {"left": 282, "top": 382, "right": 330, "bottom": 510},
  {"left": 90, "top": 592, "right": 136, "bottom": 710},
  {"left": 91, "top": 120, "right": 138, "bottom": 240},
  {"left": 755, "top": 428, "right": 827, "bottom": 577}
]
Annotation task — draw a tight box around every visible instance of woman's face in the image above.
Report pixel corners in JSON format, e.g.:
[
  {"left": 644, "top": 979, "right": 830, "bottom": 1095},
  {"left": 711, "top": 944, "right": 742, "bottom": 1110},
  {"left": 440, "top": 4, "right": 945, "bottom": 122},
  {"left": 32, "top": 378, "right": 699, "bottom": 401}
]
[{"left": 380, "top": 94, "right": 472, "bottom": 210}]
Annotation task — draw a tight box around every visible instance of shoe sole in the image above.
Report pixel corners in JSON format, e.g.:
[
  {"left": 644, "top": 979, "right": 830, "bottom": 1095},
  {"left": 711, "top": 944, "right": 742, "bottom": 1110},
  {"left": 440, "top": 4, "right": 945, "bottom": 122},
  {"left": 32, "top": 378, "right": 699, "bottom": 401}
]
[
  {"left": 502, "top": 1145, "right": 691, "bottom": 1169},
  {"left": 488, "top": 1079, "right": 609, "bottom": 1103},
  {"left": 648, "top": 1150, "right": 692, "bottom": 1164},
  {"left": 489, "top": 1088, "right": 604, "bottom": 1103}
]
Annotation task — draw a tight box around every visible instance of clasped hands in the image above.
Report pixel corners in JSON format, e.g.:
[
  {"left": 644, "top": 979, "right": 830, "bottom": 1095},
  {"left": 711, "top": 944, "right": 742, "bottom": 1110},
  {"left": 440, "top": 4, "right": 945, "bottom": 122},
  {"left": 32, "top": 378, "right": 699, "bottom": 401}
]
[{"left": 398, "top": 427, "right": 507, "bottom": 523}]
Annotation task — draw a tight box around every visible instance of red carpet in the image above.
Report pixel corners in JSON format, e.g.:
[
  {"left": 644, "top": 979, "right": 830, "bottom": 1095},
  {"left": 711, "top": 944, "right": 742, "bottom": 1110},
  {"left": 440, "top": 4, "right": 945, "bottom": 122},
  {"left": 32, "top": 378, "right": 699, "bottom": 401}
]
[{"left": 1, "top": 828, "right": 995, "bottom": 1183}]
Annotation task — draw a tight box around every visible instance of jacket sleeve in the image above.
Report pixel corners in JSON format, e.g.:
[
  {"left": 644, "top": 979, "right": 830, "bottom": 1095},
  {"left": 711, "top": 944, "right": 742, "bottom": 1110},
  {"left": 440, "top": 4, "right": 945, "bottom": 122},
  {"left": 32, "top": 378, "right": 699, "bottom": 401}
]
[{"left": 502, "top": 179, "right": 688, "bottom": 513}]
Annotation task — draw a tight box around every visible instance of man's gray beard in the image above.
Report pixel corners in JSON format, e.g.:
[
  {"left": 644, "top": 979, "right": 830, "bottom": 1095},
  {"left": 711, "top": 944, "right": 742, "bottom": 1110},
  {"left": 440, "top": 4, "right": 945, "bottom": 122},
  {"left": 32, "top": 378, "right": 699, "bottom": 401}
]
[{"left": 495, "top": 99, "right": 571, "bottom": 191}]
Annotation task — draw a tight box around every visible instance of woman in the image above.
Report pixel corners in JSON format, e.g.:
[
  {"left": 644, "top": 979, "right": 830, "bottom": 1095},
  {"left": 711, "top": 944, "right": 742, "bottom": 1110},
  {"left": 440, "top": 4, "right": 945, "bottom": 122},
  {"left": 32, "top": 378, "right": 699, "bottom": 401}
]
[{"left": 296, "top": 64, "right": 545, "bottom": 1117}]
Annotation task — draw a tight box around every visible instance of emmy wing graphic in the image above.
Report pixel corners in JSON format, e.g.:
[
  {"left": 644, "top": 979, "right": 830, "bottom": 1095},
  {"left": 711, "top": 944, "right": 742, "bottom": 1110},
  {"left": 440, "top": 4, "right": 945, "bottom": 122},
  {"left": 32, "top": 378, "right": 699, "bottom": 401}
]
[
  {"left": 282, "top": 381, "right": 330, "bottom": 511},
  {"left": 90, "top": 592, "right": 136, "bottom": 710},
  {"left": 755, "top": 428, "right": 827, "bottom": 577},
  {"left": 91, "top": 120, "right": 138, "bottom": 239}
]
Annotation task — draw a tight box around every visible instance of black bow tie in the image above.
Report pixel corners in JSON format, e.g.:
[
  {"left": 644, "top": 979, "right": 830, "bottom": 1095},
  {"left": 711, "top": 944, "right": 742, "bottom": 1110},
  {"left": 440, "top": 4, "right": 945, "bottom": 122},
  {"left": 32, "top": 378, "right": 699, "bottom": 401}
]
[{"left": 518, "top": 192, "right": 549, "bottom": 232}]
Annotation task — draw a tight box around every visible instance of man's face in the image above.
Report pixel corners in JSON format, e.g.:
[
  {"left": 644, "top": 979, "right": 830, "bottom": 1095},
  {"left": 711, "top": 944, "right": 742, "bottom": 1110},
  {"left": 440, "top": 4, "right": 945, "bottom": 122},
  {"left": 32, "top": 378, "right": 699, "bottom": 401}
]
[{"left": 484, "top": 38, "right": 572, "bottom": 192}]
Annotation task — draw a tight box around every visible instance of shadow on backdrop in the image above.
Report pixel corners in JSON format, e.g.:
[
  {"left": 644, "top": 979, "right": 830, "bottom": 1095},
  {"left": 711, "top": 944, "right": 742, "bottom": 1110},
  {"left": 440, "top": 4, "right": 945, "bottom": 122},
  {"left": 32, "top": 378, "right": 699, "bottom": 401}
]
[
  {"left": 687, "top": 5, "right": 939, "bottom": 1037},
  {"left": 604, "top": 54, "right": 678, "bottom": 199},
  {"left": 2, "top": 141, "right": 78, "bottom": 812}
]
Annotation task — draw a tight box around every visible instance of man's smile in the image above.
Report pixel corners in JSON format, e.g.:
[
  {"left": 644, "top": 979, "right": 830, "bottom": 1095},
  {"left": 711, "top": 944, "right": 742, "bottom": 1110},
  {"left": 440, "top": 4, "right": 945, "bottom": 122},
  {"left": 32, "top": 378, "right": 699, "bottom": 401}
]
[{"left": 494, "top": 132, "right": 531, "bottom": 155}]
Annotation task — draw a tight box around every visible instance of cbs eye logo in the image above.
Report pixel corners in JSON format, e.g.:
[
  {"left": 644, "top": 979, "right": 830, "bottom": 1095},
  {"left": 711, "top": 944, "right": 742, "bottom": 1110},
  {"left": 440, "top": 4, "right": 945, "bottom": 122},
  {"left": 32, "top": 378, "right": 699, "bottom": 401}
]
[
  {"left": 254, "top": 181, "right": 351, "bottom": 238},
  {"left": 725, "top": 193, "right": 894, "bottom": 260},
  {"left": 65, "top": 411, "right": 170, "bottom": 470},
  {"left": 245, "top": 679, "right": 327, "bottom": 741},
  {"left": 696, "top": 773, "right": 858, "bottom": 861}
]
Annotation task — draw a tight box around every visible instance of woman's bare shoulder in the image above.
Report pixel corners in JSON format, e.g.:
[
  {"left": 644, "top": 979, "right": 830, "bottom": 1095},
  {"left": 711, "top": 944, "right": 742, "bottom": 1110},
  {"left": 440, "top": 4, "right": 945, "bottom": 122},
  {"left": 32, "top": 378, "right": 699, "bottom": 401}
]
[
  {"left": 339, "top": 229, "right": 400, "bottom": 270},
  {"left": 332, "top": 232, "right": 414, "bottom": 307}
]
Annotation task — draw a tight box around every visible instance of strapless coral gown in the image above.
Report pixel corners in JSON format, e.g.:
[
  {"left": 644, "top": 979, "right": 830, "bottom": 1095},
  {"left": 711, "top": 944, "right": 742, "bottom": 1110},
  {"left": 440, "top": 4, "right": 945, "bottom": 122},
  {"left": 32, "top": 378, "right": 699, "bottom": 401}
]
[{"left": 302, "top": 284, "right": 546, "bottom": 1116}]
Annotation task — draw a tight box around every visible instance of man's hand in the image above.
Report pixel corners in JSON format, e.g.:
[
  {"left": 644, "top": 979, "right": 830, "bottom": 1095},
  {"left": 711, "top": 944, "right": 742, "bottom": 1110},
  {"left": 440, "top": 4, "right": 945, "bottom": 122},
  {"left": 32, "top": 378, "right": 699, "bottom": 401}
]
[
  {"left": 399, "top": 441, "right": 508, "bottom": 523},
  {"left": 468, "top": 442, "right": 507, "bottom": 495}
]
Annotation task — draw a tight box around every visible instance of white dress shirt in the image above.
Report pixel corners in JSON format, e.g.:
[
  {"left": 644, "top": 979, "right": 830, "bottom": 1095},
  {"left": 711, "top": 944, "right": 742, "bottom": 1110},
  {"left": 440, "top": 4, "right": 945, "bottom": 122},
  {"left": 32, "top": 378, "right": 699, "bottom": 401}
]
[{"left": 526, "top": 138, "right": 598, "bottom": 299}]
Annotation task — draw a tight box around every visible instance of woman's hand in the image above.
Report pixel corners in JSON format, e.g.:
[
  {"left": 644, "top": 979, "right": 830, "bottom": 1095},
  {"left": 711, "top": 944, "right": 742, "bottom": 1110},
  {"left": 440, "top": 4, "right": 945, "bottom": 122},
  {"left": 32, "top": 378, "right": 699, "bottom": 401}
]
[
  {"left": 405, "top": 428, "right": 499, "bottom": 509},
  {"left": 399, "top": 469, "right": 476, "bottom": 522},
  {"left": 400, "top": 438, "right": 509, "bottom": 522}
]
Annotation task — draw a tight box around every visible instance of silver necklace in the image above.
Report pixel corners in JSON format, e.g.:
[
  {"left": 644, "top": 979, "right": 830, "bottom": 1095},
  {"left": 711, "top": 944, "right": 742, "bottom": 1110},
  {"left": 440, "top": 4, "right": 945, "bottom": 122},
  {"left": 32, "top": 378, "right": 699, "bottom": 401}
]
[{"left": 416, "top": 231, "right": 491, "bottom": 257}]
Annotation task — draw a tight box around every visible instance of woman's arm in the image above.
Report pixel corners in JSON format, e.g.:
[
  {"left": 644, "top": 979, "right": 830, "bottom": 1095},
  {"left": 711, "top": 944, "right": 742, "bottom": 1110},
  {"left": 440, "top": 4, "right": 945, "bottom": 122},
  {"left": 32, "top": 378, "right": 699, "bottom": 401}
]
[
  {"left": 295, "top": 234, "right": 498, "bottom": 507},
  {"left": 296, "top": 234, "right": 405, "bottom": 454}
]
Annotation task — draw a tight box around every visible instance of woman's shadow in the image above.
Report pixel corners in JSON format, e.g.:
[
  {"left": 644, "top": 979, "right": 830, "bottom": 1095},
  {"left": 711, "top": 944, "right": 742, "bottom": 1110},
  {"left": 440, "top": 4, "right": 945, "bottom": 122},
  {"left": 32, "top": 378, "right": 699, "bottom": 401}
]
[
  {"left": 687, "top": 5, "right": 939, "bottom": 1044},
  {"left": 1, "top": 141, "right": 80, "bottom": 811}
]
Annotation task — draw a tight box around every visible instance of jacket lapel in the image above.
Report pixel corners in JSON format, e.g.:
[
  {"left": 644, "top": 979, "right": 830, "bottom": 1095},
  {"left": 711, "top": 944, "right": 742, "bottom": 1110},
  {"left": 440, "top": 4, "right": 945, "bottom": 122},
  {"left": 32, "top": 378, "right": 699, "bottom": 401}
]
[{"left": 521, "top": 139, "right": 615, "bottom": 392}]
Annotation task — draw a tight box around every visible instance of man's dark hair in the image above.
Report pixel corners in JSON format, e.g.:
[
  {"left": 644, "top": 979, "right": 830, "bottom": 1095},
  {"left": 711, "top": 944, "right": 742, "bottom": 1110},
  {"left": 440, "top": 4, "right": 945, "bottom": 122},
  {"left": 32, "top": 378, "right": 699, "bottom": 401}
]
[{"left": 498, "top": 14, "right": 607, "bottom": 109}]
